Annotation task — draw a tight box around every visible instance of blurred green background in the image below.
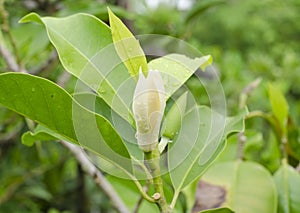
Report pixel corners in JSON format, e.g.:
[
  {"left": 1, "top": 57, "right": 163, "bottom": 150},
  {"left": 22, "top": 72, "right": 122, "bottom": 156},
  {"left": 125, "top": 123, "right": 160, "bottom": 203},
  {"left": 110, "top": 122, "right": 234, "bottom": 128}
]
[{"left": 0, "top": 0, "right": 299, "bottom": 212}]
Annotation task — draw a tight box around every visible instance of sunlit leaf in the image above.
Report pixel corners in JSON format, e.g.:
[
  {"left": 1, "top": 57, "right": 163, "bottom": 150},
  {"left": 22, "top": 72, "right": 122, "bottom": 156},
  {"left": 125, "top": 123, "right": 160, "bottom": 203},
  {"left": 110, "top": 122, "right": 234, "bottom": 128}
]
[
  {"left": 148, "top": 54, "right": 212, "bottom": 99},
  {"left": 108, "top": 8, "right": 148, "bottom": 78},
  {"left": 20, "top": 12, "right": 135, "bottom": 125}
]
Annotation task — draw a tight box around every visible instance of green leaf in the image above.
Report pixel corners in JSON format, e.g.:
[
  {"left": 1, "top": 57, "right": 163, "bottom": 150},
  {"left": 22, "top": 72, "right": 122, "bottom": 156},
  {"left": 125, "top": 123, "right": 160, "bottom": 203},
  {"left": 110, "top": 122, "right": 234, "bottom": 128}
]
[
  {"left": 169, "top": 106, "right": 247, "bottom": 193},
  {"left": 199, "top": 207, "right": 235, "bottom": 213},
  {"left": 0, "top": 73, "right": 132, "bottom": 174},
  {"left": 273, "top": 160, "right": 300, "bottom": 213},
  {"left": 201, "top": 161, "right": 277, "bottom": 213},
  {"left": 268, "top": 83, "right": 289, "bottom": 133},
  {"left": 181, "top": 179, "right": 199, "bottom": 213},
  {"left": 108, "top": 7, "right": 148, "bottom": 78},
  {"left": 287, "top": 120, "right": 300, "bottom": 160},
  {"left": 22, "top": 129, "right": 56, "bottom": 147},
  {"left": 148, "top": 54, "right": 212, "bottom": 98},
  {"left": 20, "top": 12, "right": 134, "bottom": 125},
  {"left": 161, "top": 91, "right": 188, "bottom": 140}
]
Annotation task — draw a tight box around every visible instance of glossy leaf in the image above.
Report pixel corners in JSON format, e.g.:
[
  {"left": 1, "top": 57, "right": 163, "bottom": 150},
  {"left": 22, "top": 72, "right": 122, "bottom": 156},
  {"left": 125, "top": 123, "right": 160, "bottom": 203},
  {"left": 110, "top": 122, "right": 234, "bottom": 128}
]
[
  {"left": 169, "top": 106, "right": 247, "bottom": 192},
  {"left": 273, "top": 160, "right": 300, "bottom": 213},
  {"left": 148, "top": 54, "right": 212, "bottom": 98},
  {"left": 201, "top": 161, "right": 277, "bottom": 213},
  {"left": 0, "top": 73, "right": 132, "bottom": 174},
  {"left": 108, "top": 8, "right": 148, "bottom": 78},
  {"left": 20, "top": 12, "right": 134, "bottom": 125}
]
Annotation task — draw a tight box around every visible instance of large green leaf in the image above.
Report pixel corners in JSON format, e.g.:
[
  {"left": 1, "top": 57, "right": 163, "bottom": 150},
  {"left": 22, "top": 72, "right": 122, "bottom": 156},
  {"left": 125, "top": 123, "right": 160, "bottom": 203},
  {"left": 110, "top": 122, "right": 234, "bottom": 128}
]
[
  {"left": 273, "top": 160, "right": 300, "bottom": 213},
  {"left": 169, "top": 106, "right": 247, "bottom": 192},
  {"left": 201, "top": 161, "right": 277, "bottom": 213},
  {"left": 108, "top": 8, "right": 148, "bottom": 78},
  {"left": 0, "top": 73, "right": 132, "bottom": 174},
  {"left": 19, "top": 12, "right": 135, "bottom": 125},
  {"left": 148, "top": 54, "right": 212, "bottom": 98}
]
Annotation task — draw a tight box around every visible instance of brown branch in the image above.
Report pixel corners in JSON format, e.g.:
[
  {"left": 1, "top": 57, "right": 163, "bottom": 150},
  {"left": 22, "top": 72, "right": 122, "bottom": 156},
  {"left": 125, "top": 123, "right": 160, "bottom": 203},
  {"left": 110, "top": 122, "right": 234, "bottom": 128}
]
[
  {"left": 30, "top": 50, "right": 58, "bottom": 75},
  {"left": 0, "top": 44, "right": 25, "bottom": 72},
  {"left": 61, "top": 141, "right": 130, "bottom": 213},
  {"left": 296, "top": 163, "right": 300, "bottom": 173}
]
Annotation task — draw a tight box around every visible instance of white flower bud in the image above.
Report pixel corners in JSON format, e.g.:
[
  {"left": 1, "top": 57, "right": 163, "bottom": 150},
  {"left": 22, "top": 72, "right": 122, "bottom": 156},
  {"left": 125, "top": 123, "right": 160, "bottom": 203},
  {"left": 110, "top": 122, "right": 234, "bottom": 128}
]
[{"left": 133, "top": 68, "right": 166, "bottom": 152}]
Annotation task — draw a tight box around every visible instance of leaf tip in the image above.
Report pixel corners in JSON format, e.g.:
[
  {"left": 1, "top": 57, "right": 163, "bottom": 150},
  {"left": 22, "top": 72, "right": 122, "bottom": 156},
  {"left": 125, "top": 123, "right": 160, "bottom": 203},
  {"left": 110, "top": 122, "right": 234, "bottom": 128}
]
[
  {"left": 19, "top": 12, "right": 43, "bottom": 25},
  {"left": 200, "top": 54, "right": 213, "bottom": 71}
]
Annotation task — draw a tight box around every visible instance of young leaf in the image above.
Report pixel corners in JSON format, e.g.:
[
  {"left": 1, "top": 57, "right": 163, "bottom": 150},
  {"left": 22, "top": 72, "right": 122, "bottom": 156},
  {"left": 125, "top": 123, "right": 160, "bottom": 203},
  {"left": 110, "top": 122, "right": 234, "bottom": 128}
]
[
  {"left": 169, "top": 106, "right": 247, "bottom": 193},
  {"left": 108, "top": 8, "right": 148, "bottom": 78},
  {"left": 0, "top": 73, "right": 133, "bottom": 174},
  {"left": 22, "top": 129, "right": 56, "bottom": 147},
  {"left": 268, "top": 83, "right": 289, "bottom": 133},
  {"left": 200, "top": 161, "right": 277, "bottom": 213},
  {"left": 20, "top": 13, "right": 134, "bottom": 125},
  {"left": 148, "top": 54, "right": 212, "bottom": 99},
  {"left": 273, "top": 160, "right": 300, "bottom": 213}
]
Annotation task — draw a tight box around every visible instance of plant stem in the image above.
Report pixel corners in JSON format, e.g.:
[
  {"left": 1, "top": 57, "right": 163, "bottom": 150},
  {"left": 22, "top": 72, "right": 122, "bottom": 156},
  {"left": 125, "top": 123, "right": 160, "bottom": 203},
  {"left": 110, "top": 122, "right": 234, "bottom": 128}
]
[
  {"left": 0, "top": 0, "right": 22, "bottom": 67},
  {"left": 144, "top": 148, "right": 171, "bottom": 213}
]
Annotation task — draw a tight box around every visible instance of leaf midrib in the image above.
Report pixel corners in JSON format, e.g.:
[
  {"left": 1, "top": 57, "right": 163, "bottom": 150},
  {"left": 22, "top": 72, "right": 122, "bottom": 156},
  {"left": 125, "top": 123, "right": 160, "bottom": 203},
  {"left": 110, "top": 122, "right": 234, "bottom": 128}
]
[{"left": 44, "top": 21, "right": 134, "bottom": 122}]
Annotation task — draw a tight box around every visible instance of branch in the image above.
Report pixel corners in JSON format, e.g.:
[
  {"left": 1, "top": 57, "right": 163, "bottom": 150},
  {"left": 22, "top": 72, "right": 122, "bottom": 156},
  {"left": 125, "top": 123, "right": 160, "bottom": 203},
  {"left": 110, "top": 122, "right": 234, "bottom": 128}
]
[
  {"left": 30, "top": 50, "right": 58, "bottom": 74},
  {"left": 0, "top": 0, "right": 22, "bottom": 65},
  {"left": 296, "top": 163, "right": 300, "bottom": 173},
  {"left": 61, "top": 141, "right": 131, "bottom": 213},
  {"left": 0, "top": 44, "right": 25, "bottom": 72}
]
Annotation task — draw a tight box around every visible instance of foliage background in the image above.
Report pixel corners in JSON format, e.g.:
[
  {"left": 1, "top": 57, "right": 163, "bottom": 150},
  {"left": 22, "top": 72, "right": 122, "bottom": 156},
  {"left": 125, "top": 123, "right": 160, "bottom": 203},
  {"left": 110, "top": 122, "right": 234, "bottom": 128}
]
[{"left": 0, "top": 0, "right": 299, "bottom": 212}]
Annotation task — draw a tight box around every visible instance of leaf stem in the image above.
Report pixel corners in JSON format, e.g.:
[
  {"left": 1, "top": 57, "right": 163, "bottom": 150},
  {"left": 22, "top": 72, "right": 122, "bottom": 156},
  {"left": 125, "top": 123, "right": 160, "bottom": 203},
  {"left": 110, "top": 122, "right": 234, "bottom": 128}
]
[
  {"left": 132, "top": 179, "right": 155, "bottom": 203},
  {"left": 170, "top": 191, "right": 180, "bottom": 210},
  {"left": 144, "top": 148, "right": 172, "bottom": 213}
]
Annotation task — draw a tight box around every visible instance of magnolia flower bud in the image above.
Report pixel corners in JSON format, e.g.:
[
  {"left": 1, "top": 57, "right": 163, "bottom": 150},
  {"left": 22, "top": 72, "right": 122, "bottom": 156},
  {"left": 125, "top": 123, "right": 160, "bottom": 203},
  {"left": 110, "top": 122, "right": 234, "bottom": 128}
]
[{"left": 133, "top": 69, "right": 166, "bottom": 152}]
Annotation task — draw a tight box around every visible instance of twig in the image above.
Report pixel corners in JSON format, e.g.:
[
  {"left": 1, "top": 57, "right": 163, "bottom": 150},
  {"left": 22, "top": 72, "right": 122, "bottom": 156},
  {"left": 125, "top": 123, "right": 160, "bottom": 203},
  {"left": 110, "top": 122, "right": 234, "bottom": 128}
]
[
  {"left": 0, "top": 44, "right": 25, "bottom": 72},
  {"left": 0, "top": 0, "right": 22, "bottom": 66},
  {"left": 133, "top": 185, "right": 148, "bottom": 213},
  {"left": 237, "top": 132, "right": 246, "bottom": 160},
  {"left": 30, "top": 50, "right": 58, "bottom": 74},
  {"left": 57, "top": 71, "right": 71, "bottom": 87},
  {"left": 296, "top": 163, "right": 300, "bottom": 173},
  {"left": 239, "top": 77, "right": 262, "bottom": 109},
  {"left": 236, "top": 78, "right": 262, "bottom": 160},
  {"left": 61, "top": 141, "right": 131, "bottom": 213}
]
